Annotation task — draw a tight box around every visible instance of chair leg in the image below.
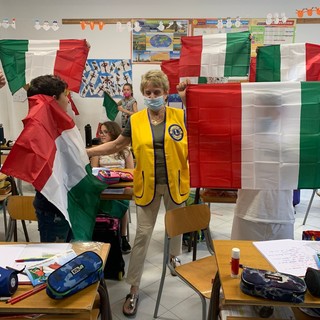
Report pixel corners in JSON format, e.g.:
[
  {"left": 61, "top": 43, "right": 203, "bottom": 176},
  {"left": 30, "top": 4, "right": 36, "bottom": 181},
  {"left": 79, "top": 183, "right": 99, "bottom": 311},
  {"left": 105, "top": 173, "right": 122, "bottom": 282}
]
[
  {"left": 5, "top": 218, "right": 15, "bottom": 242},
  {"left": 154, "top": 239, "right": 170, "bottom": 318},
  {"left": 303, "top": 189, "right": 316, "bottom": 225},
  {"left": 21, "top": 220, "right": 30, "bottom": 242}
]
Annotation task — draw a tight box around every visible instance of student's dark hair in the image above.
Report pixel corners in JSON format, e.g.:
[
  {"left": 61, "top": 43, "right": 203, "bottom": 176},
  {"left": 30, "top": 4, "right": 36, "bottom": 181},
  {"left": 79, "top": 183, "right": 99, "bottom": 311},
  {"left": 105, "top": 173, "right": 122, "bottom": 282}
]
[
  {"left": 100, "top": 121, "right": 127, "bottom": 160},
  {"left": 123, "top": 83, "right": 133, "bottom": 96},
  {"left": 27, "top": 75, "right": 67, "bottom": 98}
]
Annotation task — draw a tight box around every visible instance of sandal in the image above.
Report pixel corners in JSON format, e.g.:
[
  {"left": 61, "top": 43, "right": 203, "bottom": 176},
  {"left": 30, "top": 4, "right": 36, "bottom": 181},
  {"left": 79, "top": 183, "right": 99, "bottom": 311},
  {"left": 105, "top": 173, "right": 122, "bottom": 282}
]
[{"left": 123, "top": 293, "right": 139, "bottom": 317}]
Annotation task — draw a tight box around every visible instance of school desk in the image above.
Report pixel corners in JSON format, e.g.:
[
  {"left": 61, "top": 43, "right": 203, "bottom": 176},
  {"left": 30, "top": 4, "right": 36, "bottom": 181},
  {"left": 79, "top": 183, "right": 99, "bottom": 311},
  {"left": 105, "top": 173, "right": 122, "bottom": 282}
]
[
  {"left": 0, "top": 241, "right": 111, "bottom": 320},
  {"left": 208, "top": 240, "right": 320, "bottom": 320}
]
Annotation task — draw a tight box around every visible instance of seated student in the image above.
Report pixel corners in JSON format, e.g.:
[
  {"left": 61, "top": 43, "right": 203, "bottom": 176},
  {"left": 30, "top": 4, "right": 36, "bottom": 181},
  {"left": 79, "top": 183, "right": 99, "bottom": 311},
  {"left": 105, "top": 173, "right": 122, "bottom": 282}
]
[
  {"left": 27, "top": 75, "right": 73, "bottom": 242},
  {"left": 90, "top": 121, "right": 134, "bottom": 253}
]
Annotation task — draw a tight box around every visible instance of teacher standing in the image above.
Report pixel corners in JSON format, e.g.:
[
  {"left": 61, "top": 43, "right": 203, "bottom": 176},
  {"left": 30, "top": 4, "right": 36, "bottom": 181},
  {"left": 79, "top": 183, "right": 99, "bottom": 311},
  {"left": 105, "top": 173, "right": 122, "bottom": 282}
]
[{"left": 87, "top": 69, "right": 190, "bottom": 317}]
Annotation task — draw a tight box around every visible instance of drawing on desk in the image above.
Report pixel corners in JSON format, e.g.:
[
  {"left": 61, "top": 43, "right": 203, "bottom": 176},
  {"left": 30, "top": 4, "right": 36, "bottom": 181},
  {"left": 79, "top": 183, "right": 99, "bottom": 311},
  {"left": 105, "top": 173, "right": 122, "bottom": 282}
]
[
  {"left": 253, "top": 239, "right": 320, "bottom": 277},
  {"left": 0, "top": 243, "right": 72, "bottom": 284},
  {"left": 25, "top": 249, "right": 76, "bottom": 286}
]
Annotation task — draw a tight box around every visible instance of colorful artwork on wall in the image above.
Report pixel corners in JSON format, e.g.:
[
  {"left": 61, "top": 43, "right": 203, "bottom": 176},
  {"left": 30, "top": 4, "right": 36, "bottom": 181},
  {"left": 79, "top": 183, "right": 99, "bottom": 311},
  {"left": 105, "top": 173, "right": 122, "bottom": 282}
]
[
  {"left": 80, "top": 59, "right": 132, "bottom": 98},
  {"left": 132, "top": 19, "right": 188, "bottom": 63}
]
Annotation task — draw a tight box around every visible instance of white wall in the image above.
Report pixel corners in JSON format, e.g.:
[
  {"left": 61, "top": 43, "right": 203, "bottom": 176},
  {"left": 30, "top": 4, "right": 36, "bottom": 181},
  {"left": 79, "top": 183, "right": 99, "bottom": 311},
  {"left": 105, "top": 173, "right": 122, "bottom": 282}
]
[{"left": 0, "top": 0, "right": 319, "bottom": 141}]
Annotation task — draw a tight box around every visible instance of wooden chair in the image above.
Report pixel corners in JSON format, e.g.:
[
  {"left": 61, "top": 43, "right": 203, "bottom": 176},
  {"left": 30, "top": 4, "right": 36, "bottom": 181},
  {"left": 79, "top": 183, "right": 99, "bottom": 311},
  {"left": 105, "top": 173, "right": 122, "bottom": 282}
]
[
  {"left": 153, "top": 204, "right": 218, "bottom": 320},
  {"left": 5, "top": 195, "right": 37, "bottom": 242}
]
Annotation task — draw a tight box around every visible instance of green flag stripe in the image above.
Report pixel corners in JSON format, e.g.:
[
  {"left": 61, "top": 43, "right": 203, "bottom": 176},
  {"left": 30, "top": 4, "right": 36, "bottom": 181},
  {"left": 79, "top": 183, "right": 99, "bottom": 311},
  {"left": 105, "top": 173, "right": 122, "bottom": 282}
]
[
  {"left": 298, "top": 82, "right": 320, "bottom": 188},
  {"left": 103, "top": 92, "right": 118, "bottom": 121},
  {"left": 0, "top": 40, "right": 29, "bottom": 94},
  {"left": 224, "top": 32, "right": 251, "bottom": 77},
  {"left": 256, "top": 45, "right": 281, "bottom": 82},
  {"left": 67, "top": 164, "right": 107, "bottom": 241}
]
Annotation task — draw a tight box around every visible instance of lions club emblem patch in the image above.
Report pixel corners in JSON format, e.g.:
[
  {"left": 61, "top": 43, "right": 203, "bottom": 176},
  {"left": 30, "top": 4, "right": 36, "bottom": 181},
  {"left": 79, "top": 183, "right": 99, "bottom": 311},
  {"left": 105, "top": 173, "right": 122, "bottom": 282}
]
[{"left": 168, "top": 124, "right": 183, "bottom": 141}]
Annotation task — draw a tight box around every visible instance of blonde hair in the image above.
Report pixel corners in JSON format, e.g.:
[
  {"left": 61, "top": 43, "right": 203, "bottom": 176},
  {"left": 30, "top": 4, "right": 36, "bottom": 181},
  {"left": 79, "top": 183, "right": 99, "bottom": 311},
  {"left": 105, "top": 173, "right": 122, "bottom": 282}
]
[{"left": 140, "top": 69, "right": 169, "bottom": 94}]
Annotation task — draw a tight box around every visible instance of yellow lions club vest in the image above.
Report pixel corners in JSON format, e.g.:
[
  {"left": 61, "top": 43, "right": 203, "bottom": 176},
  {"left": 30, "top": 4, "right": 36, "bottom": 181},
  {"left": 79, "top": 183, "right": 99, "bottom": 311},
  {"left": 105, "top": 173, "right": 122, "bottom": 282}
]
[{"left": 131, "top": 107, "right": 190, "bottom": 206}]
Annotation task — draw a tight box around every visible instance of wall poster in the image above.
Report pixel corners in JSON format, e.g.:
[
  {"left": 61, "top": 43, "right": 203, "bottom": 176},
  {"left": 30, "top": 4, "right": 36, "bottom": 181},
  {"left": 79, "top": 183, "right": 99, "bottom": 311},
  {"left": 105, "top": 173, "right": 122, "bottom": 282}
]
[
  {"left": 132, "top": 19, "right": 189, "bottom": 63},
  {"left": 250, "top": 18, "right": 296, "bottom": 57},
  {"left": 80, "top": 59, "right": 132, "bottom": 98},
  {"left": 191, "top": 18, "right": 250, "bottom": 36}
]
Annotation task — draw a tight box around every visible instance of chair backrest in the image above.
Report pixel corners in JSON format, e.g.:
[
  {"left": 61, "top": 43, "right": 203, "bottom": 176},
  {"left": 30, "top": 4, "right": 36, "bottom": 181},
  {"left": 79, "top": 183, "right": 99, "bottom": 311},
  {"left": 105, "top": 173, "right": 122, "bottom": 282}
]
[
  {"left": 6, "top": 195, "right": 37, "bottom": 221},
  {"left": 165, "top": 204, "right": 211, "bottom": 238}
]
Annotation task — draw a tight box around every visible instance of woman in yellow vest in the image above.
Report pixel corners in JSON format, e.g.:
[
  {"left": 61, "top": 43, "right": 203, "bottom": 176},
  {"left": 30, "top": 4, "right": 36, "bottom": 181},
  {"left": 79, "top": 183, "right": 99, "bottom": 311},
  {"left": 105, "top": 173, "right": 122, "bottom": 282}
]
[{"left": 87, "top": 70, "right": 190, "bottom": 317}]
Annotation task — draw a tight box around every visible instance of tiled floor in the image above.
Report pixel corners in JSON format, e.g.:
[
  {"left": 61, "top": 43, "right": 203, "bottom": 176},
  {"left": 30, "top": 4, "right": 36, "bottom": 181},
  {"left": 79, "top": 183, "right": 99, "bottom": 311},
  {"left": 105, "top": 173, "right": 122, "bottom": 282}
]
[{"left": 0, "top": 186, "right": 319, "bottom": 320}]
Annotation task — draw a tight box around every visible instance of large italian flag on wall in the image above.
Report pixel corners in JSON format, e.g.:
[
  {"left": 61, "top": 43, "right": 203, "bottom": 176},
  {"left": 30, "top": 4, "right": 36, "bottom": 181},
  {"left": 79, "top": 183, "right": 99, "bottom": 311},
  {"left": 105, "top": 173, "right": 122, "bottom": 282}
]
[
  {"left": 179, "top": 31, "right": 251, "bottom": 83},
  {"left": 256, "top": 43, "right": 320, "bottom": 82},
  {"left": 186, "top": 82, "right": 320, "bottom": 189},
  {"left": 1, "top": 95, "right": 106, "bottom": 240},
  {"left": 0, "top": 39, "right": 89, "bottom": 94}
]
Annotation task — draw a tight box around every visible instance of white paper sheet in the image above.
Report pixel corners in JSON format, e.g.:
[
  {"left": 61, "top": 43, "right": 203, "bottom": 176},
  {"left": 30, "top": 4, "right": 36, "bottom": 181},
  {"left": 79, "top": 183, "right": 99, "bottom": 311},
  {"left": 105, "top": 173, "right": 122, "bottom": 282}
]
[{"left": 253, "top": 239, "right": 320, "bottom": 277}]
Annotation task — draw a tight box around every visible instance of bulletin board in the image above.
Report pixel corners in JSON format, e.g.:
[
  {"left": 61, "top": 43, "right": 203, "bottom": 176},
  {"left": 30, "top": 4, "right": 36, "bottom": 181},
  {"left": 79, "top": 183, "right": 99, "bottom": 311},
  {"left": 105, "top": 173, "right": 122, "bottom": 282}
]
[{"left": 132, "top": 19, "right": 189, "bottom": 63}]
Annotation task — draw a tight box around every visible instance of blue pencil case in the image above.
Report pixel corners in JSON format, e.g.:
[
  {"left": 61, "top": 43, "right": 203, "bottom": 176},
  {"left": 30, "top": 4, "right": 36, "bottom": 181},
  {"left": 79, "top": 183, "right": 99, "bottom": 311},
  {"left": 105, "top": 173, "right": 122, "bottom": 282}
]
[
  {"left": 240, "top": 266, "right": 307, "bottom": 303},
  {"left": 46, "top": 251, "right": 103, "bottom": 299}
]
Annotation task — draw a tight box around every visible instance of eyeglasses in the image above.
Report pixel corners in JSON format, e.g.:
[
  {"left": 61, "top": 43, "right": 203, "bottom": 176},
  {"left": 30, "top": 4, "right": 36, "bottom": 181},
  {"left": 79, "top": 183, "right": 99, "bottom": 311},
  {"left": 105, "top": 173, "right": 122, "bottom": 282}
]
[
  {"left": 99, "top": 130, "right": 109, "bottom": 135},
  {"left": 64, "top": 89, "right": 70, "bottom": 96}
]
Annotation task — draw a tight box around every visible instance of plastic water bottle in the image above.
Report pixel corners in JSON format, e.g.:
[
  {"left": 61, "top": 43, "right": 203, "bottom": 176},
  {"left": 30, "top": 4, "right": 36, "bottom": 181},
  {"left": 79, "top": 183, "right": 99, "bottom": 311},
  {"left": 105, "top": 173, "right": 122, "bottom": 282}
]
[{"left": 85, "top": 124, "right": 92, "bottom": 147}]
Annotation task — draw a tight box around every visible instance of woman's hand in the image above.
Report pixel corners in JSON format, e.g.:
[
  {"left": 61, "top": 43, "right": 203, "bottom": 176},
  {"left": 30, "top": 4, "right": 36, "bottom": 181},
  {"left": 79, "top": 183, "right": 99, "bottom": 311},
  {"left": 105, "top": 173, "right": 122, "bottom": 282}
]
[{"left": 176, "top": 79, "right": 191, "bottom": 107}]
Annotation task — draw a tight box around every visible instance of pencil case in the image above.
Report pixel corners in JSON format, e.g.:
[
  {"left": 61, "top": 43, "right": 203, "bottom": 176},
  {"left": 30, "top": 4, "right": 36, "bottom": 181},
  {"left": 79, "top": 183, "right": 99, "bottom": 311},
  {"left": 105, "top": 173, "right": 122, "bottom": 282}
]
[
  {"left": 96, "top": 169, "right": 121, "bottom": 184},
  {"left": 46, "top": 251, "right": 103, "bottom": 299},
  {"left": 0, "top": 266, "right": 19, "bottom": 296},
  {"left": 240, "top": 266, "right": 307, "bottom": 303}
]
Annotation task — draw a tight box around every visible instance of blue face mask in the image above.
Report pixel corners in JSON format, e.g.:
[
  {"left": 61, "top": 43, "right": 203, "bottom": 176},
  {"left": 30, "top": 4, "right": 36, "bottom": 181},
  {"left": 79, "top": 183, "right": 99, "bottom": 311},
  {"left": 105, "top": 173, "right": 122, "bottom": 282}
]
[{"left": 144, "top": 96, "right": 165, "bottom": 112}]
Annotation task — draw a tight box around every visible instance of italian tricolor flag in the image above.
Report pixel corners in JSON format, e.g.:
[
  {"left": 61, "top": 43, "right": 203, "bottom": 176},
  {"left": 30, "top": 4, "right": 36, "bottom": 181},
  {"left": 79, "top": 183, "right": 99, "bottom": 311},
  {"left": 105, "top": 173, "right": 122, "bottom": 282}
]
[
  {"left": 0, "top": 39, "right": 89, "bottom": 94},
  {"left": 1, "top": 95, "right": 106, "bottom": 240},
  {"left": 256, "top": 43, "right": 320, "bottom": 82},
  {"left": 179, "top": 31, "right": 251, "bottom": 83},
  {"left": 186, "top": 82, "right": 320, "bottom": 190}
]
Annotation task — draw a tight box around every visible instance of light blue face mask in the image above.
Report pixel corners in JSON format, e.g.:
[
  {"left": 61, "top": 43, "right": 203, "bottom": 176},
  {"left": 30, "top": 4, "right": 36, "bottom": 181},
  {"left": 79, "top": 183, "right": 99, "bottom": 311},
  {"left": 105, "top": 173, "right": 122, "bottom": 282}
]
[{"left": 144, "top": 96, "right": 165, "bottom": 112}]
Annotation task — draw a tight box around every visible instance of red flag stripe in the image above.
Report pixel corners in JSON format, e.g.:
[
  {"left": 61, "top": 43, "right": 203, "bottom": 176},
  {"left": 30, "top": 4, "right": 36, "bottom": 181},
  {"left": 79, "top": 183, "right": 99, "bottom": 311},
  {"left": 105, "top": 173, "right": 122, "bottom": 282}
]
[
  {"left": 161, "top": 59, "right": 180, "bottom": 94},
  {"left": 179, "top": 36, "right": 203, "bottom": 77},
  {"left": 306, "top": 43, "right": 320, "bottom": 81},
  {"left": 186, "top": 84, "right": 242, "bottom": 188}
]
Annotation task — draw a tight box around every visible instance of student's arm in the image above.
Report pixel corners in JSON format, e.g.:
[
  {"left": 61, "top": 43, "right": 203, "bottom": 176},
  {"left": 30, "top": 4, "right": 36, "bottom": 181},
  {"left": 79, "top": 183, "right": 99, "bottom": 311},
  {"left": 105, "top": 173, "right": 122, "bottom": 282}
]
[
  {"left": 90, "top": 155, "right": 100, "bottom": 167},
  {"left": 87, "top": 134, "right": 131, "bottom": 158},
  {"left": 131, "top": 101, "right": 138, "bottom": 114}
]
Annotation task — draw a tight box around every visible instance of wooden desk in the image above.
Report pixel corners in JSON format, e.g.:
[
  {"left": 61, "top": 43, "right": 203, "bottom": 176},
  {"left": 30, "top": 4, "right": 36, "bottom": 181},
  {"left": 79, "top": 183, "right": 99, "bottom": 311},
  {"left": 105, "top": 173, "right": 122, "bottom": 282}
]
[
  {"left": 0, "top": 242, "right": 111, "bottom": 320},
  {"left": 208, "top": 240, "right": 320, "bottom": 320}
]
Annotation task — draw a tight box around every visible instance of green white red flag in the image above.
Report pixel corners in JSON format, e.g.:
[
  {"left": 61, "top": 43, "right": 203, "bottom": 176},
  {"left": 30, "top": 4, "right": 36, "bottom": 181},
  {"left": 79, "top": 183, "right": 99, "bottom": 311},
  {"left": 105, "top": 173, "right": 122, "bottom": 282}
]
[
  {"left": 1, "top": 95, "right": 106, "bottom": 240},
  {"left": 186, "top": 82, "right": 320, "bottom": 189},
  {"left": 179, "top": 31, "right": 251, "bottom": 83},
  {"left": 0, "top": 39, "right": 89, "bottom": 94},
  {"left": 256, "top": 43, "right": 320, "bottom": 82}
]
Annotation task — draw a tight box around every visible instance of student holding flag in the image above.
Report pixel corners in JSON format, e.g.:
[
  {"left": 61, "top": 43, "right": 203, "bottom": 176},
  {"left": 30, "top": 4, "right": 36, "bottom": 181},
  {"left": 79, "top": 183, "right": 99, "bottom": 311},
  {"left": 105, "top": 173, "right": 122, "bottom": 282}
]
[
  {"left": 87, "top": 69, "right": 190, "bottom": 317},
  {"left": 27, "top": 75, "right": 73, "bottom": 243}
]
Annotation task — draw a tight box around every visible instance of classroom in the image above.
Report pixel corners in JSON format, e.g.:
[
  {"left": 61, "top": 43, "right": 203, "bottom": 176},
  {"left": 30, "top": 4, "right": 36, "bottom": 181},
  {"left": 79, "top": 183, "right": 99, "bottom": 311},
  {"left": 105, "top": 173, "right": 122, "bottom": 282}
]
[{"left": 1, "top": 0, "right": 320, "bottom": 319}]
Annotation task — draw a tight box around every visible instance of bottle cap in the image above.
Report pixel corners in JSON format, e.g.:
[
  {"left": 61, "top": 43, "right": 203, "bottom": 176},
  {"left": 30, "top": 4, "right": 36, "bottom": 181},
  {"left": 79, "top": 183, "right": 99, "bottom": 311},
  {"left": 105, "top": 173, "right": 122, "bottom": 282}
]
[{"left": 232, "top": 247, "right": 240, "bottom": 259}]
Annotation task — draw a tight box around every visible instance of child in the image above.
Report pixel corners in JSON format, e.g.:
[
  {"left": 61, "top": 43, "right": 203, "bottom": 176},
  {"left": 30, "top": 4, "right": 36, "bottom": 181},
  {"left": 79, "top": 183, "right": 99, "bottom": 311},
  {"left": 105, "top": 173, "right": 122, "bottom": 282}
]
[
  {"left": 27, "top": 75, "right": 73, "bottom": 242},
  {"left": 117, "top": 83, "right": 138, "bottom": 128},
  {"left": 90, "top": 121, "right": 134, "bottom": 253}
]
